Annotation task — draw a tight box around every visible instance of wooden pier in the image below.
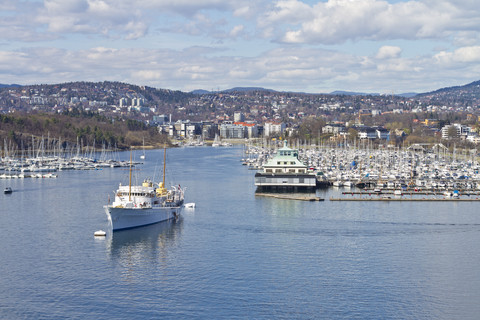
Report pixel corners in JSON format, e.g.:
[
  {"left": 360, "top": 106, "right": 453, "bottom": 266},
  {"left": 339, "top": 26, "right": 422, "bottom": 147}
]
[
  {"left": 255, "top": 193, "right": 324, "bottom": 201},
  {"left": 342, "top": 191, "right": 480, "bottom": 196},
  {"left": 330, "top": 197, "right": 480, "bottom": 201}
]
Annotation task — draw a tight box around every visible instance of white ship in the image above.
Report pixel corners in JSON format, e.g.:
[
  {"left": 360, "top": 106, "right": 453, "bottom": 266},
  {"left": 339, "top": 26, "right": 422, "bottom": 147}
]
[{"left": 104, "top": 150, "right": 185, "bottom": 231}]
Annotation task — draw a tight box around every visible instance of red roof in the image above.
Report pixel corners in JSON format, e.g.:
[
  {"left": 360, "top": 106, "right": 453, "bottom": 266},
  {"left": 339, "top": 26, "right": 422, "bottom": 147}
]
[{"left": 234, "top": 122, "right": 256, "bottom": 127}]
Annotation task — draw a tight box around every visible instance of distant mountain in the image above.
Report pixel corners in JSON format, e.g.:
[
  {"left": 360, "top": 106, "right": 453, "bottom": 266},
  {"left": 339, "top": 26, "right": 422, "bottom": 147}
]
[
  {"left": 222, "top": 87, "right": 276, "bottom": 93},
  {"left": 396, "top": 92, "right": 418, "bottom": 98},
  {"left": 330, "top": 90, "right": 379, "bottom": 96},
  {"left": 190, "top": 89, "right": 211, "bottom": 95},
  {"left": 418, "top": 80, "right": 480, "bottom": 96},
  {"left": 329, "top": 90, "right": 418, "bottom": 97},
  {"left": 415, "top": 79, "right": 480, "bottom": 105},
  {"left": 0, "top": 83, "right": 22, "bottom": 88},
  {"left": 191, "top": 87, "right": 276, "bottom": 95}
]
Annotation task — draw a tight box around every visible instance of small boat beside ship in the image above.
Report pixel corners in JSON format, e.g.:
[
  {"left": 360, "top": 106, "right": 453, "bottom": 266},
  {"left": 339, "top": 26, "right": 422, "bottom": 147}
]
[{"left": 104, "top": 148, "right": 185, "bottom": 231}]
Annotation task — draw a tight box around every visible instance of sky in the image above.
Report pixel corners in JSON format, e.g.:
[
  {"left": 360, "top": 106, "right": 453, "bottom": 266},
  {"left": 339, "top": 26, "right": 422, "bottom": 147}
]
[{"left": 1, "top": 0, "right": 480, "bottom": 94}]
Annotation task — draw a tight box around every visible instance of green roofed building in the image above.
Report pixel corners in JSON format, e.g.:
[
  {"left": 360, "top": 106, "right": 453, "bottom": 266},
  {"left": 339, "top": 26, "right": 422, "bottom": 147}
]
[{"left": 254, "top": 141, "right": 317, "bottom": 192}]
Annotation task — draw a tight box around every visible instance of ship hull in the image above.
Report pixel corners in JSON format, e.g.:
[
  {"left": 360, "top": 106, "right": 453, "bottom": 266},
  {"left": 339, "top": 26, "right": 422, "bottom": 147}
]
[{"left": 104, "top": 205, "right": 182, "bottom": 231}]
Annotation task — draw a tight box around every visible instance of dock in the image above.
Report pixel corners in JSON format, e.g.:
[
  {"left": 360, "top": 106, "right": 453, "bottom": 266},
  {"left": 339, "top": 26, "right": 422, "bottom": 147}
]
[
  {"left": 342, "top": 191, "right": 480, "bottom": 196},
  {"left": 330, "top": 197, "right": 480, "bottom": 201},
  {"left": 255, "top": 193, "right": 324, "bottom": 201}
]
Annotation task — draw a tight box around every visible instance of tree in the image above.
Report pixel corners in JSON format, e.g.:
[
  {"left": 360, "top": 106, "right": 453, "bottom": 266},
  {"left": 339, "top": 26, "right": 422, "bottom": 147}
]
[
  {"left": 447, "top": 126, "right": 459, "bottom": 140},
  {"left": 347, "top": 128, "right": 358, "bottom": 141}
]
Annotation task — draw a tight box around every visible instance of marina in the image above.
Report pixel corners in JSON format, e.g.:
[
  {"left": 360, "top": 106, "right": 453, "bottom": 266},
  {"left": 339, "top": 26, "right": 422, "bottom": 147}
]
[
  {"left": 244, "top": 140, "right": 480, "bottom": 193},
  {"left": 2, "top": 146, "right": 480, "bottom": 319},
  {"left": 330, "top": 197, "right": 480, "bottom": 201},
  {"left": 0, "top": 137, "right": 134, "bottom": 178}
]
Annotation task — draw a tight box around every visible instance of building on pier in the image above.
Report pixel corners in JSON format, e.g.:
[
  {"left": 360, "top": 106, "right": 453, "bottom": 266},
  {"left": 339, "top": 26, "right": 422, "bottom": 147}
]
[{"left": 254, "top": 140, "right": 316, "bottom": 192}]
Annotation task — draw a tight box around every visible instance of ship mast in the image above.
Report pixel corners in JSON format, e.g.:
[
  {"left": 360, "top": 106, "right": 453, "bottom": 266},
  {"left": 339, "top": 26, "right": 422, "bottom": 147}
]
[
  {"left": 162, "top": 145, "right": 166, "bottom": 187},
  {"left": 129, "top": 149, "right": 132, "bottom": 201}
]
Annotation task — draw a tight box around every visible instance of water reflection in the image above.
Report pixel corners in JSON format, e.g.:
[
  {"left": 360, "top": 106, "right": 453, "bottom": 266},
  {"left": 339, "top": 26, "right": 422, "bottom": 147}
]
[{"left": 107, "top": 218, "right": 183, "bottom": 263}]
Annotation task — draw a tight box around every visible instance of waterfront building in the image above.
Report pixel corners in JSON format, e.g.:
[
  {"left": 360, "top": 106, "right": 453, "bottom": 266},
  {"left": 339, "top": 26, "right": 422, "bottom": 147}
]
[
  {"left": 264, "top": 121, "right": 286, "bottom": 137},
  {"left": 234, "top": 112, "right": 245, "bottom": 122},
  {"left": 441, "top": 123, "right": 472, "bottom": 139},
  {"left": 376, "top": 127, "right": 390, "bottom": 139},
  {"left": 254, "top": 141, "right": 316, "bottom": 192},
  {"left": 234, "top": 122, "right": 259, "bottom": 138},
  {"left": 322, "top": 123, "right": 346, "bottom": 135},
  {"left": 220, "top": 122, "right": 246, "bottom": 139},
  {"left": 357, "top": 127, "right": 377, "bottom": 139}
]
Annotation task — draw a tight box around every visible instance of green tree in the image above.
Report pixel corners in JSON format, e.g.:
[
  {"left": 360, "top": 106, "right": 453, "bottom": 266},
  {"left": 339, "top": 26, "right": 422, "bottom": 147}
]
[{"left": 347, "top": 128, "right": 358, "bottom": 141}]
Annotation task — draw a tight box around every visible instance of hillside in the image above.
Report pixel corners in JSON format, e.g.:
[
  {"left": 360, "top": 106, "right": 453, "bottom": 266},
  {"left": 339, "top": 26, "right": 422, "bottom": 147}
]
[
  {"left": 0, "top": 110, "right": 170, "bottom": 151},
  {"left": 416, "top": 80, "right": 480, "bottom": 106}
]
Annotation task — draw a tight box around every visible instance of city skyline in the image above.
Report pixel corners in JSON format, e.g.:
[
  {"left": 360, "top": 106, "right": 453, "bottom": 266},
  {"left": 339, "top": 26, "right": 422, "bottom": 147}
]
[{"left": 2, "top": 0, "right": 480, "bottom": 94}]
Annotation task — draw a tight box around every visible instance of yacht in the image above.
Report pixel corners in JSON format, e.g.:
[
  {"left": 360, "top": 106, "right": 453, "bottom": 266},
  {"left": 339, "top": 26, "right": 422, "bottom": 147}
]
[{"left": 104, "top": 149, "right": 185, "bottom": 231}]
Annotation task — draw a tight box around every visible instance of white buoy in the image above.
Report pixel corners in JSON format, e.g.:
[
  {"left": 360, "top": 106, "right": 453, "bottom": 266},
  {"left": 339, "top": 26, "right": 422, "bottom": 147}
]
[
  {"left": 184, "top": 203, "right": 196, "bottom": 209},
  {"left": 94, "top": 230, "right": 106, "bottom": 237}
]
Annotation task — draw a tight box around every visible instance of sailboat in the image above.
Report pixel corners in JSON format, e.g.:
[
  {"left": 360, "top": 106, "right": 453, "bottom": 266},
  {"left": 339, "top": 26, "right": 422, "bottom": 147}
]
[
  {"left": 104, "top": 148, "right": 185, "bottom": 231},
  {"left": 140, "top": 137, "right": 146, "bottom": 160},
  {"left": 211, "top": 134, "right": 220, "bottom": 147}
]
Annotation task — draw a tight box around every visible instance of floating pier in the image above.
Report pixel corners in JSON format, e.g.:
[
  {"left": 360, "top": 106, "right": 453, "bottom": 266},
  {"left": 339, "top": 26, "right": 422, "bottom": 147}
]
[
  {"left": 343, "top": 190, "right": 480, "bottom": 196},
  {"left": 330, "top": 197, "right": 480, "bottom": 201},
  {"left": 255, "top": 193, "right": 324, "bottom": 201}
]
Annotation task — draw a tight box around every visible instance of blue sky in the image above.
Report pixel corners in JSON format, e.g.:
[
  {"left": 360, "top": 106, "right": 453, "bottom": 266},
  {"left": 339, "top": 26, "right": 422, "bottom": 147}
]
[{"left": 1, "top": 0, "right": 480, "bottom": 94}]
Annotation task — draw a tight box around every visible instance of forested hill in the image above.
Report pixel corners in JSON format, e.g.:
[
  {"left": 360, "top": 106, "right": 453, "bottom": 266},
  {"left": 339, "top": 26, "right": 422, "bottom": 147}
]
[
  {"left": 416, "top": 80, "right": 480, "bottom": 106},
  {"left": 0, "top": 110, "right": 169, "bottom": 151}
]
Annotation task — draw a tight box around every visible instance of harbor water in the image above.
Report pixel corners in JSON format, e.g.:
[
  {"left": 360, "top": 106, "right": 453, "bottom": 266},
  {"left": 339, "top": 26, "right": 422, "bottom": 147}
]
[{"left": 1, "top": 146, "right": 480, "bottom": 319}]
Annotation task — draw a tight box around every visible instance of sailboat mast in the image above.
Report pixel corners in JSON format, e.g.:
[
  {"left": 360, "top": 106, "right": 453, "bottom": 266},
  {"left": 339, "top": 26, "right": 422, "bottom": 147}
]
[{"left": 129, "top": 150, "right": 132, "bottom": 201}]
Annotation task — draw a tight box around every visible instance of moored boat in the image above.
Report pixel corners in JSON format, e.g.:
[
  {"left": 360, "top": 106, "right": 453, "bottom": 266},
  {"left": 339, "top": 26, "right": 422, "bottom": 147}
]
[{"left": 4, "top": 187, "right": 12, "bottom": 194}]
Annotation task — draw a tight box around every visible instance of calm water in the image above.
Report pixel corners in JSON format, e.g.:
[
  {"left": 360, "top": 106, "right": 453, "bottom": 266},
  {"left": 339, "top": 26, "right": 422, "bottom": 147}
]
[{"left": 1, "top": 147, "right": 480, "bottom": 319}]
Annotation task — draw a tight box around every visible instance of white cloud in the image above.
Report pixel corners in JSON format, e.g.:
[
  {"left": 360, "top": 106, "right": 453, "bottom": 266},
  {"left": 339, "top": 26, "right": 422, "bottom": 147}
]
[
  {"left": 229, "top": 25, "right": 245, "bottom": 38},
  {"left": 124, "top": 21, "right": 149, "bottom": 40},
  {"left": 44, "top": 0, "right": 89, "bottom": 14},
  {"left": 4, "top": 0, "right": 264, "bottom": 42},
  {"left": 376, "top": 46, "right": 402, "bottom": 59},
  {"left": 131, "top": 70, "right": 164, "bottom": 81},
  {"left": 267, "top": 0, "right": 480, "bottom": 44},
  {"left": 1, "top": 43, "right": 479, "bottom": 93},
  {"left": 2, "top": 0, "right": 480, "bottom": 94},
  {"left": 3, "top": 0, "right": 480, "bottom": 46},
  {"left": 435, "top": 46, "right": 480, "bottom": 64},
  {"left": 260, "top": 0, "right": 313, "bottom": 26}
]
